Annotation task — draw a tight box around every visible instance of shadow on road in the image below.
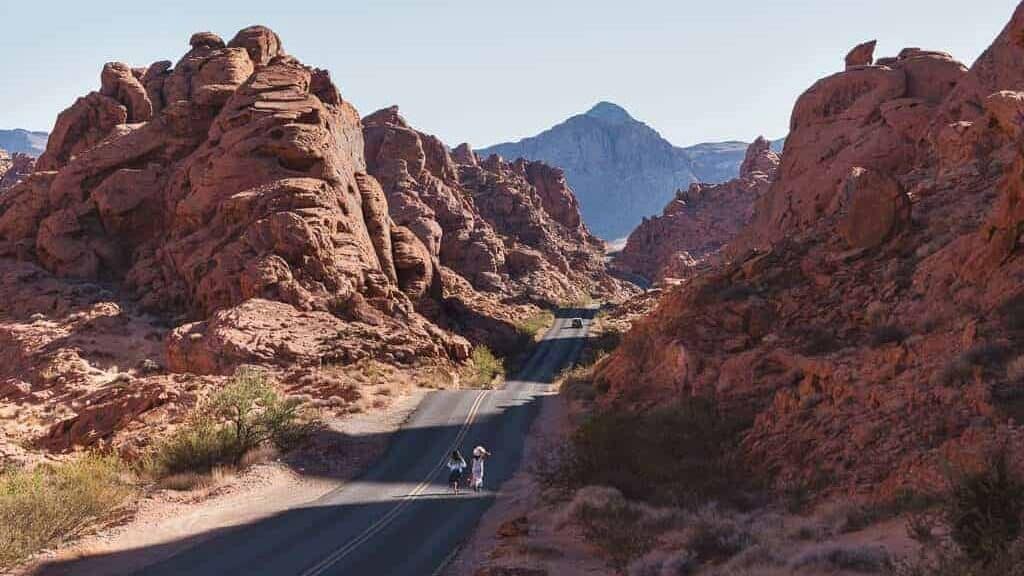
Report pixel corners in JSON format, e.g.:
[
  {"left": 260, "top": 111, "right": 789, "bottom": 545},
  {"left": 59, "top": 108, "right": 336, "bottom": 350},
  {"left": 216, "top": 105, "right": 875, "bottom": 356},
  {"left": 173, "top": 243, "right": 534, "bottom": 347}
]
[{"left": 32, "top": 311, "right": 596, "bottom": 576}]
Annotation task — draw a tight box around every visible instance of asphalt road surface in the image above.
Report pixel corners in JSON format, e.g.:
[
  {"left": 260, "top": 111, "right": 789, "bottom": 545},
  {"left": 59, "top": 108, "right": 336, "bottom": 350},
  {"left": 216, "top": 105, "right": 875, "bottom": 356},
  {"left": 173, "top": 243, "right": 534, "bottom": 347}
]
[{"left": 132, "top": 308, "right": 594, "bottom": 576}]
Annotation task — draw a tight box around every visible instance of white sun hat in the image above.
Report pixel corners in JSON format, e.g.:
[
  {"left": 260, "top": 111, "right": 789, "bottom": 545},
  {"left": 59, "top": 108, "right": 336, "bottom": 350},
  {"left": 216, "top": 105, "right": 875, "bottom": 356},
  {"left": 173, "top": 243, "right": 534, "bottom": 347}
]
[{"left": 473, "top": 446, "right": 489, "bottom": 457}]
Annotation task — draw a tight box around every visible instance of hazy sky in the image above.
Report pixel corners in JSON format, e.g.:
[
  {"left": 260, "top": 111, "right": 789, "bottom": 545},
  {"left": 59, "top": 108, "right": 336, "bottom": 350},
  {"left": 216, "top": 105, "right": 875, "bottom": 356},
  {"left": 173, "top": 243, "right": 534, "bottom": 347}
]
[{"left": 0, "top": 1, "right": 1016, "bottom": 147}]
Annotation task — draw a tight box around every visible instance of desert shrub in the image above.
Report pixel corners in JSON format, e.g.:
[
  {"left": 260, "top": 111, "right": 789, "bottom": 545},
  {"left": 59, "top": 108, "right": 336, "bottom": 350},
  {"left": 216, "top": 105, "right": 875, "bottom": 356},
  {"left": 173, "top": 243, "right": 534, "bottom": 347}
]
[
  {"left": 683, "top": 507, "right": 753, "bottom": 563},
  {"left": 0, "top": 453, "right": 132, "bottom": 570},
  {"left": 144, "top": 368, "right": 316, "bottom": 480},
  {"left": 897, "top": 449, "right": 1024, "bottom": 574},
  {"left": 557, "top": 398, "right": 751, "bottom": 507},
  {"left": 790, "top": 544, "right": 892, "bottom": 572},
  {"left": 945, "top": 450, "right": 1024, "bottom": 562},
  {"left": 870, "top": 324, "right": 909, "bottom": 347},
  {"left": 940, "top": 343, "right": 1013, "bottom": 386},
  {"left": 516, "top": 310, "right": 555, "bottom": 339},
  {"left": 569, "top": 493, "right": 658, "bottom": 571},
  {"left": 464, "top": 346, "right": 505, "bottom": 388}
]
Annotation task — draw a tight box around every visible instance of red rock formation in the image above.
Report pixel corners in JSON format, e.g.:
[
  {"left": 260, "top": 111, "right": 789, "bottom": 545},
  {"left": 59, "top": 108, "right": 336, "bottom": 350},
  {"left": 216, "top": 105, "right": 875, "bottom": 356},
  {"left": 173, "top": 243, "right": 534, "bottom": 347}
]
[
  {"left": 616, "top": 137, "right": 779, "bottom": 282},
  {"left": 0, "top": 149, "right": 34, "bottom": 190},
  {"left": 597, "top": 2, "right": 1024, "bottom": 498},
  {"left": 362, "top": 106, "right": 622, "bottom": 305},
  {"left": 845, "top": 40, "right": 876, "bottom": 69},
  {"left": 0, "top": 26, "right": 471, "bottom": 384}
]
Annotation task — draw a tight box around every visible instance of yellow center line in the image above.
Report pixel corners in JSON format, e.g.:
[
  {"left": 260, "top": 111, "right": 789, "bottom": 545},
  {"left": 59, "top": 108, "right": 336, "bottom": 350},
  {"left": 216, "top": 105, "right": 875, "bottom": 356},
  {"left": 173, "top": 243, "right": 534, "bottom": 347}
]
[{"left": 299, "top": 388, "right": 490, "bottom": 576}]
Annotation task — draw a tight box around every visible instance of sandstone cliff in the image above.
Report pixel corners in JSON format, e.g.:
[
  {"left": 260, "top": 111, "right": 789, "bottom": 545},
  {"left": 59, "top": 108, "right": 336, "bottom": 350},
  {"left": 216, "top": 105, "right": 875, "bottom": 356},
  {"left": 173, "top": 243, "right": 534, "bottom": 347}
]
[
  {"left": 616, "top": 137, "right": 779, "bottom": 282},
  {"left": 596, "top": 4, "right": 1024, "bottom": 497}
]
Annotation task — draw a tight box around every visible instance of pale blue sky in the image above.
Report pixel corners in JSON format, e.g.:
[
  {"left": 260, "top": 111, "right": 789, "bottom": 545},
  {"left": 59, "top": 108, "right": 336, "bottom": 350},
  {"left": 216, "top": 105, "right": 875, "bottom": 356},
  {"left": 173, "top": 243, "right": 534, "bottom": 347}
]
[{"left": 0, "top": 1, "right": 1015, "bottom": 147}]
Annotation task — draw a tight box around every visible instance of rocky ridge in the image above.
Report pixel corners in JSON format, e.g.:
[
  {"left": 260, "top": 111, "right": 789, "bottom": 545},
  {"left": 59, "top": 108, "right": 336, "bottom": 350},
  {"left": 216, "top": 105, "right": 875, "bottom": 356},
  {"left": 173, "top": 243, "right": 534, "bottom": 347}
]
[
  {"left": 596, "top": 3, "right": 1024, "bottom": 497},
  {"left": 615, "top": 137, "right": 779, "bottom": 282},
  {"left": 480, "top": 102, "right": 782, "bottom": 240}
]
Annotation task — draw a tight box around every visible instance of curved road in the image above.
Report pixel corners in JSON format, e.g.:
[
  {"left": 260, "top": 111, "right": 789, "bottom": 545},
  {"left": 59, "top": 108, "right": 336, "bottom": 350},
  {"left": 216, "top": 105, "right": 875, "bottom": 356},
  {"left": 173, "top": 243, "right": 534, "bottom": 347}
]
[{"left": 130, "top": 309, "right": 593, "bottom": 576}]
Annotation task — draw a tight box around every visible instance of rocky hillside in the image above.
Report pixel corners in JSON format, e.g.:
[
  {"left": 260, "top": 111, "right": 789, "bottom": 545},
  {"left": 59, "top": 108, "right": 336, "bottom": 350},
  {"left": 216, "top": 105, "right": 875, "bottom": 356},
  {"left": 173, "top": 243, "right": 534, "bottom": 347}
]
[
  {"left": 480, "top": 102, "right": 781, "bottom": 240},
  {"left": 0, "top": 27, "right": 628, "bottom": 458},
  {"left": 615, "top": 137, "right": 780, "bottom": 282},
  {"left": 0, "top": 129, "right": 47, "bottom": 156},
  {"left": 597, "top": 3, "right": 1024, "bottom": 499}
]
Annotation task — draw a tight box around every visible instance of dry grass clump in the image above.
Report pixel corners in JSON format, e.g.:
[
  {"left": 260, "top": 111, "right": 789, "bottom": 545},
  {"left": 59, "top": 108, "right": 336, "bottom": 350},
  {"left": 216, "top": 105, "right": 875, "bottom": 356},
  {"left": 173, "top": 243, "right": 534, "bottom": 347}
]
[
  {"left": 0, "top": 453, "right": 132, "bottom": 570},
  {"left": 142, "top": 368, "right": 318, "bottom": 486}
]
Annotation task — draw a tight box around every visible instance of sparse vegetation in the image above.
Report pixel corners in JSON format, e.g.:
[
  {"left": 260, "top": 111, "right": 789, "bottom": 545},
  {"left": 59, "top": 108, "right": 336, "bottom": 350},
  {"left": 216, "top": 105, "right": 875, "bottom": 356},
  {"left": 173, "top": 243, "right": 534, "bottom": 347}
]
[
  {"left": 566, "top": 488, "right": 660, "bottom": 571},
  {"left": 143, "top": 368, "right": 317, "bottom": 483},
  {"left": 551, "top": 398, "right": 752, "bottom": 507},
  {"left": 516, "top": 310, "right": 555, "bottom": 340},
  {"left": 897, "top": 447, "right": 1024, "bottom": 575},
  {"left": 0, "top": 453, "right": 132, "bottom": 570},
  {"left": 463, "top": 346, "right": 505, "bottom": 388}
]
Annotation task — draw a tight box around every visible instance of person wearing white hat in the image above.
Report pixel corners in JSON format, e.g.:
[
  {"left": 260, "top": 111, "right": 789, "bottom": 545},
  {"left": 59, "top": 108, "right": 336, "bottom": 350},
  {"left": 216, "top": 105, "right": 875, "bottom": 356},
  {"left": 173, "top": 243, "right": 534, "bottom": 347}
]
[{"left": 470, "top": 446, "right": 491, "bottom": 492}]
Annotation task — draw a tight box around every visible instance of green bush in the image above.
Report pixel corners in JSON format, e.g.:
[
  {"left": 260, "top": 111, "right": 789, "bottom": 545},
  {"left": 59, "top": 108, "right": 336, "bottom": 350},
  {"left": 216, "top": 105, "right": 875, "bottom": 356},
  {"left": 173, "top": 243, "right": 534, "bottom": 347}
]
[
  {"left": 144, "top": 368, "right": 316, "bottom": 480},
  {"left": 515, "top": 310, "right": 555, "bottom": 339},
  {"left": 0, "top": 453, "right": 132, "bottom": 570},
  {"left": 557, "top": 398, "right": 751, "bottom": 507},
  {"left": 464, "top": 346, "right": 505, "bottom": 388}
]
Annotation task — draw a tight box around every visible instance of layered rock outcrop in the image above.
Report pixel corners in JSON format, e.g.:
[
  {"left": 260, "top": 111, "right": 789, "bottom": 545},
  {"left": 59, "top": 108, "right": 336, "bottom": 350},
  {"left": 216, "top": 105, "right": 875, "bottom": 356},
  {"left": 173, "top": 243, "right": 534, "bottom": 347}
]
[
  {"left": 597, "top": 3, "right": 1024, "bottom": 497},
  {"left": 363, "top": 106, "right": 620, "bottom": 306},
  {"left": 616, "top": 137, "right": 779, "bottom": 282}
]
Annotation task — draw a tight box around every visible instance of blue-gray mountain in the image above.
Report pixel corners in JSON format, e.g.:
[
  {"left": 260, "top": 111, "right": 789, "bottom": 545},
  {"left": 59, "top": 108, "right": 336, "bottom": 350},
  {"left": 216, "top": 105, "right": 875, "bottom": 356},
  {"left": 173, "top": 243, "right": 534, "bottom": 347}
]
[
  {"left": 479, "top": 102, "right": 783, "bottom": 240},
  {"left": 0, "top": 129, "right": 48, "bottom": 156}
]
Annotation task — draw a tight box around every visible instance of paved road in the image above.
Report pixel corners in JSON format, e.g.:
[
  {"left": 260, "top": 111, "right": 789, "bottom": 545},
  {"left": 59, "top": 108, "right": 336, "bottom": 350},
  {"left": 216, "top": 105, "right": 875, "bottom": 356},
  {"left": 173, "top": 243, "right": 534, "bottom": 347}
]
[{"left": 131, "top": 309, "right": 593, "bottom": 576}]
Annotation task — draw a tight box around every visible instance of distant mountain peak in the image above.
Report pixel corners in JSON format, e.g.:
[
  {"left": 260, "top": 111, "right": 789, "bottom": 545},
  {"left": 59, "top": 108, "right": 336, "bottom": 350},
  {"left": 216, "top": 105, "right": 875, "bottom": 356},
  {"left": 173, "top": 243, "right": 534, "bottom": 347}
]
[{"left": 583, "top": 101, "right": 634, "bottom": 124}]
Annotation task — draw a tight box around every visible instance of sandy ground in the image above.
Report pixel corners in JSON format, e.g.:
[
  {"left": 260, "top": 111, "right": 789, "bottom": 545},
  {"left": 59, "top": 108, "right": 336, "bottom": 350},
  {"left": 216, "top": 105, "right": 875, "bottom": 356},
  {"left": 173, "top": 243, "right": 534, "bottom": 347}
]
[{"left": 20, "top": 389, "right": 427, "bottom": 576}]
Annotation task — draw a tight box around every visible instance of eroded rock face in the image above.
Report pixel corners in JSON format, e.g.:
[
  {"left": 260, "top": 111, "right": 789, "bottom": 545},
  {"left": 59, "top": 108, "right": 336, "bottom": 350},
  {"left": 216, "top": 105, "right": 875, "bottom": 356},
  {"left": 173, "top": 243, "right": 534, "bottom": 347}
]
[
  {"left": 617, "top": 138, "right": 779, "bottom": 282},
  {"left": 363, "top": 106, "right": 619, "bottom": 305},
  {"left": 0, "top": 27, "right": 472, "bottom": 380},
  {"left": 598, "top": 3, "right": 1024, "bottom": 498}
]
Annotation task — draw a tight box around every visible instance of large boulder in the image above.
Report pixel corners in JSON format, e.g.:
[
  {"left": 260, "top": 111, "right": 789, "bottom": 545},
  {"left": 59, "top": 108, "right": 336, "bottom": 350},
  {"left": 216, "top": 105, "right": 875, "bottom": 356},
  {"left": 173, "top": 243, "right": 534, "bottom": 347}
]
[{"left": 835, "top": 167, "right": 911, "bottom": 250}]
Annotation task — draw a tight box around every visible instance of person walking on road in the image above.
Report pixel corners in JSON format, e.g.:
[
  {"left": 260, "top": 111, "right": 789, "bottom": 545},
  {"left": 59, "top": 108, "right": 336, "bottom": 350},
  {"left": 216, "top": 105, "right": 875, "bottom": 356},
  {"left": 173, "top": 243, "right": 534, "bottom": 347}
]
[
  {"left": 447, "top": 450, "right": 468, "bottom": 494},
  {"left": 470, "top": 446, "right": 491, "bottom": 492}
]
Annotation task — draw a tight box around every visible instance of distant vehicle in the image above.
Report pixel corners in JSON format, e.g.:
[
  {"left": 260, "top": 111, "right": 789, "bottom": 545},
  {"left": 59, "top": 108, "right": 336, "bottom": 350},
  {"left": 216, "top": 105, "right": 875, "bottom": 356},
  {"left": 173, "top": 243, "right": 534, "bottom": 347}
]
[{"left": 570, "top": 317, "right": 584, "bottom": 329}]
